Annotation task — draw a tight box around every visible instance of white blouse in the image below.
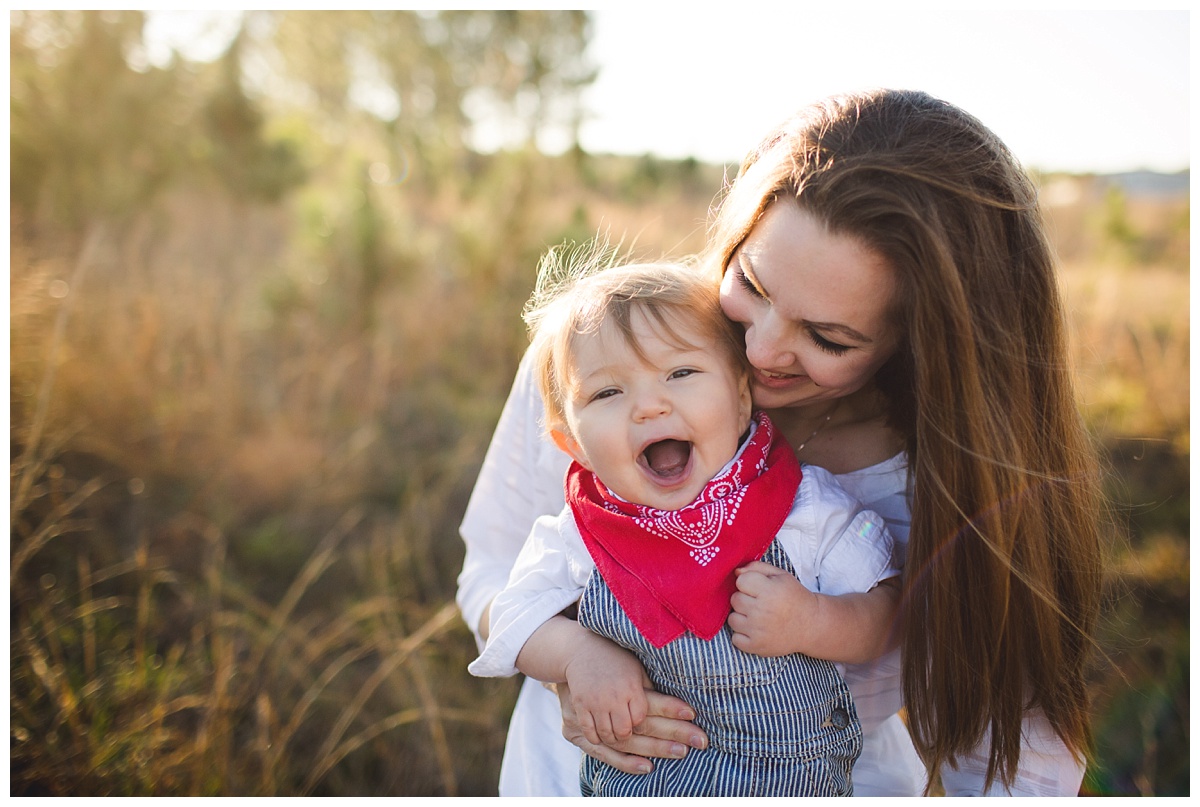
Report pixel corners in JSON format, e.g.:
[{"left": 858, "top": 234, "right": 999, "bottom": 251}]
[{"left": 456, "top": 349, "right": 1084, "bottom": 796}]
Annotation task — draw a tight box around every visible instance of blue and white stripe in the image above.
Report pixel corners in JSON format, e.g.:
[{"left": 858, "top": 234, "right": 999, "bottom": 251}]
[{"left": 577, "top": 541, "right": 863, "bottom": 797}]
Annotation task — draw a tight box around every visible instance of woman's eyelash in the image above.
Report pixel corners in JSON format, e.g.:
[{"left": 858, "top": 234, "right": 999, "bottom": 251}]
[
  {"left": 734, "top": 267, "right": 763, "bottom": 298},
  {"left": 810, "top": 329, "right": 852, "bottom": 356}
]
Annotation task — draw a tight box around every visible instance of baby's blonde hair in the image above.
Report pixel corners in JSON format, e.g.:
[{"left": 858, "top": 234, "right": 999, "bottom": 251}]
[{"left": 523, "top": 241, "right": 747, "bottom": 434}]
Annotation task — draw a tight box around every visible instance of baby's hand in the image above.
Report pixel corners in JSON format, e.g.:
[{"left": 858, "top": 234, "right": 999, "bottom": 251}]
[
  {"left": 727, "top": 561, "right": 821, "bottom": 657},
  {"left": 563, "top": 637, "right": 651, "bottom": 747}
]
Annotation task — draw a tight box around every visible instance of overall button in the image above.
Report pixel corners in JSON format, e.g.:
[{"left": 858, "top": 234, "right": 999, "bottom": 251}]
[{"left": 829, "top": 706, "right": 850, "bottom": 730}]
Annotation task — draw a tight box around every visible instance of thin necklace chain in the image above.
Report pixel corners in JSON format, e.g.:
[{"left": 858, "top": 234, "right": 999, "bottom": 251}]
[{"left": 794, "top": 400, "right": 842, "bottom": 455}]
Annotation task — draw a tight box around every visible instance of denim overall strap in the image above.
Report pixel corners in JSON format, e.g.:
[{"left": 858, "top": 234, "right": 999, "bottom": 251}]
[{"left": 577, "top": 540, "right": 863, "bottom": 797}]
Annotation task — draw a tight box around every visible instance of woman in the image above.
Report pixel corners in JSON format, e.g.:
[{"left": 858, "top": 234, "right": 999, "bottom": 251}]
[{"left": 457, "top": 88, "right": 1105, "bottom": 796}]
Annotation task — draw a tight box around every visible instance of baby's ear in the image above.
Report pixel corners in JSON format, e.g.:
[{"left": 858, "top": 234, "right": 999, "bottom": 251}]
[
  {"left": 737, "top": 372, "right": 753, "bottom": 426},
  {"left": 550, "top": 428, "right": 591, "bottom": 470}
]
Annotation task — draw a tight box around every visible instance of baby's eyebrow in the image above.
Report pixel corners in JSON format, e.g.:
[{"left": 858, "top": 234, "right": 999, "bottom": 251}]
[{"left": 574, "top": 366, "right": 619, "bottom": 390}]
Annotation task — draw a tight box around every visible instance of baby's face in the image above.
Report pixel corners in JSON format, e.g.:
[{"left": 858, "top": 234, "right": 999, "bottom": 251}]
[{"left": 557, "top": 309, "right": 752, "bottom": 511}]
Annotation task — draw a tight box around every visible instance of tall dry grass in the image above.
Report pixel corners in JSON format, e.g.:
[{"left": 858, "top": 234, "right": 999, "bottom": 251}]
[
  {"left": 10, "top": 181, "right": 530, "bottom": 793},
  {"left": 1061, "top": 261, "right": 1189, "bottom": 451}
]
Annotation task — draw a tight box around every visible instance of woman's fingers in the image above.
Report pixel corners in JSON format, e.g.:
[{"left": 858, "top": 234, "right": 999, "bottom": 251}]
[
  {"left": 558, "top": 680, "right": 708, "bottom": 773},
  {"left": 635, "top": 691, "right": 708, "bottom": 750},
  {"left": 628, "top": 715, "right": 706, "bottom": 752},
  {"left": 562, "top": 726, "right": 657, "bottom": 775},
  {"left": 643, "top": 689, "right": 696, "bottom": 721}
]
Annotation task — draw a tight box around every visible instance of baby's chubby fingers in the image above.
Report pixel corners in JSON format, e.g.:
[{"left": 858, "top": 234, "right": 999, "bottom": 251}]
[
  {"left": 726, "top": 609, "right": 748, "bottom": 634},
  {"left": 578, "top": 709, "right": 602, "bottom": 746},
  {"left": 733, "top": 561, "right": 785, "bottom": 594},
  {"left": 595, "top": 709, "right": 632, "bottom": 747}
]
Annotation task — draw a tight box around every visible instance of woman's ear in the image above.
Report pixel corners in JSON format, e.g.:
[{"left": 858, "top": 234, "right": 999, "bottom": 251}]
[{"left": 550, "top": 428, "right": 591, "bottom": 470}]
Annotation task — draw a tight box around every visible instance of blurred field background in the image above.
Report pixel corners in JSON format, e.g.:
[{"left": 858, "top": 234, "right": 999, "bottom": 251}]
[{"left": 9, "top": 10, "right": 1189, "bottom": 796}]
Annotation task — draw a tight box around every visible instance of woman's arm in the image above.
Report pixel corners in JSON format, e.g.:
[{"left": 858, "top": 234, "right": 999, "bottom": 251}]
[{"left": 457, "top": 350, "right": 571, "bottom": 648}]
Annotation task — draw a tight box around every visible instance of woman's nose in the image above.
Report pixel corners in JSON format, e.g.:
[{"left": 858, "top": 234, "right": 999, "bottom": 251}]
[{"left": 745, "top": 312, "right": 794, "bottom": 370}]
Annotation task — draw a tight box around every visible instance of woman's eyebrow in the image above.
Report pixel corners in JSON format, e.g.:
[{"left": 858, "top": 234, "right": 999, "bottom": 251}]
[
  {"left": 806, "top": 320, "right": 874, "bottom": 343},
  {"left": 742, "top": 252, "right": 874, "bottom": 344},
  {"left": 737, "top": 252, "right": 770, "bottom": 299}
]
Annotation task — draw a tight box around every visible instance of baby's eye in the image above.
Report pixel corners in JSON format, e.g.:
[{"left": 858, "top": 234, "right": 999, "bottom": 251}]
[
  {"left": 669, "top": 368, "right": 698, "bottom": 380},
  {"left": 590, "top": 387, "right": 620, "bottom": 402}
]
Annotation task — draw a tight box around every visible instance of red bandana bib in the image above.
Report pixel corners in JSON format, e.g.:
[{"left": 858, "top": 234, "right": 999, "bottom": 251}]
[{"left": 566, "top": 411, "right": 802, "bottom": 648}]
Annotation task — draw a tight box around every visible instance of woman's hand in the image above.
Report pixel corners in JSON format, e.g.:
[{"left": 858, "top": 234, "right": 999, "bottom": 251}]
[
  {"left": 555, "top": 679, "right": 709, "bottom": 775},
  {"left": 514, "top": 613, "right": 709, "bottom": 772}
]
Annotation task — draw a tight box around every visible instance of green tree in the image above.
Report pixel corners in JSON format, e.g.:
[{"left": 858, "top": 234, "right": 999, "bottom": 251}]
[
  {"left": 11, "top": 11, "right": 187, "bottom": 235},
  {"left": 248, "top": 10, "right": 595, "bottom": 170},
  {"left": 201, "top": 29, "right": 306, "bottom": 202}
]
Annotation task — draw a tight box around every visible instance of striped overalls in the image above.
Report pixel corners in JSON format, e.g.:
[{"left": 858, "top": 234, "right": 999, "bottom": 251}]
[{"left": 577, "top": 541, "right": 863, "bottom": 797}]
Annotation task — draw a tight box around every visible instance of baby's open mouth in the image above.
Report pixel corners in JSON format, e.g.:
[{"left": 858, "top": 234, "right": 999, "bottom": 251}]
[{"left": 641, "top": 439, "right": 692, "bottom": 478}]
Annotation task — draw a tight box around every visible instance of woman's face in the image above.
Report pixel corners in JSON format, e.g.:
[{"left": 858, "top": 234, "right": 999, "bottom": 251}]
[{"left": 719, "top": 199, "right": 902, "bottom": 412}]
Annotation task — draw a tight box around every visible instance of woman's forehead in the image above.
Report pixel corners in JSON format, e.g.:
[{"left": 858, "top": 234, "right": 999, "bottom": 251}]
[{"left": 742, "top": 202, "right": 897, "bottom": 331}]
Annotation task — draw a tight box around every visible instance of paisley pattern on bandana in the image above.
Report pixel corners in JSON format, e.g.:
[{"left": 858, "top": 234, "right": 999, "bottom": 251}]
[{"left": 567, "top": 412, "right": 802, "bottom": 647}]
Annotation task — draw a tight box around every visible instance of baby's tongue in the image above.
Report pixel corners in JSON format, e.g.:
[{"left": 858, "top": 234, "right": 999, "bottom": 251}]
[{"left": 644, "top": 440, "right": 690, "bottom": 477}]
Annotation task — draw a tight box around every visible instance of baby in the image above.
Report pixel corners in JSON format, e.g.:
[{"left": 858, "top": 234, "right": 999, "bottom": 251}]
[{"left": 469, "top": 249, "right": 898, "bottom": 796}]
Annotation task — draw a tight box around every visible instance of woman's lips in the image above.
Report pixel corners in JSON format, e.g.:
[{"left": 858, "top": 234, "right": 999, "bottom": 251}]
[{"left": 753, "top": 367, "right": 808, "bottom": 389}]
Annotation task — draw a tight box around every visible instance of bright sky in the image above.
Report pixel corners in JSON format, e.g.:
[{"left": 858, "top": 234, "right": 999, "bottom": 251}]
[
  {"left": 143, "top": 8, "right": 1190, "bottom": 174},
  {"left": 579, "top": 8, "right": 1190, "bottom": 174}
]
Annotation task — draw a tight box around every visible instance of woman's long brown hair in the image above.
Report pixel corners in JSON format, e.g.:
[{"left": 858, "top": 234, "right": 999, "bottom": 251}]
[{"left": 707, "top": 89, "right": 1106, "bottom": 790}]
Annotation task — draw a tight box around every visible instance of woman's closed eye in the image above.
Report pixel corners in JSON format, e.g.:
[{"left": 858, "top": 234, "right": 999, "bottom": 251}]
[
  {"left": 809, "top": 328, "right": 852, "bottom": 356},
  {"left": 733, "top": 267, "right": 764, "bottom": 299}
]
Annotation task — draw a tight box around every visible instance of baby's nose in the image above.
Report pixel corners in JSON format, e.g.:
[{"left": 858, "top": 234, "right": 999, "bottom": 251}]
[{"left": 632, "top": 391, "right": 671, "bottom": 420}]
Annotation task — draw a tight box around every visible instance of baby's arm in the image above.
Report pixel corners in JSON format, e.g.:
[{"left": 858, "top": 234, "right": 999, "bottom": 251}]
[
  {"left": 515, "top": 614, "right": 651, "bottom": 747},
  {"left": 728, "top": 464, "right": 900, "bottom": 662},
  {"left": 469, "top": 510, "right": 653, "bottom": 748},
  {"left": 728, "top": 570, "right": 898, "bottom": 661}
]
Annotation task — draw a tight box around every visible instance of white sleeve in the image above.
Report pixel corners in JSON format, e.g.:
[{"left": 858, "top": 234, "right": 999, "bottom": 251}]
[
  {"left": 939, "top": 709, "right": 1087, "bottom": 796},
  {"left": 777, "top": 463, "right": 898, "bottom": 596},
  {"left": 467, "top": 510, "right": 593, "bottom": 678},
  {"left": 456, "top": 348, "right": 571, "bottom": 650}
]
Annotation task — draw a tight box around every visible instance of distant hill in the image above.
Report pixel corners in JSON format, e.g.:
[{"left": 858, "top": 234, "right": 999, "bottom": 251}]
[{"left": 1100, "top": 170, "right": 1189, "bottom": 199}]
